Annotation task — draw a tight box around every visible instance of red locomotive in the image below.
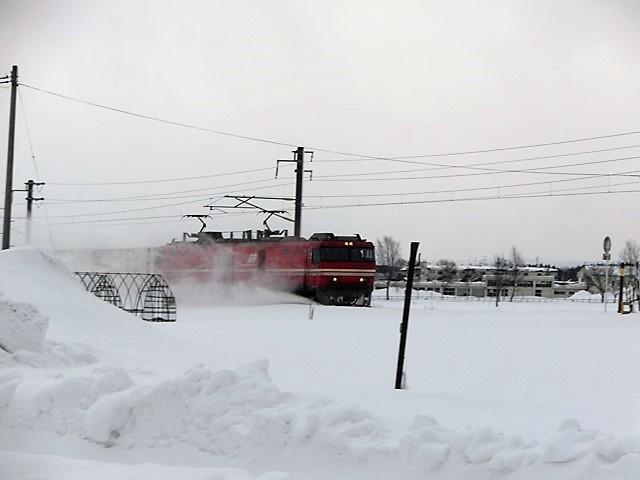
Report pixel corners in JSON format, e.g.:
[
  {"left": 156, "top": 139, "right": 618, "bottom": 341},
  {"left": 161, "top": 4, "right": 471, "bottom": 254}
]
[{"left": 155, "top": 228, "right": 376, "bottom": 306}]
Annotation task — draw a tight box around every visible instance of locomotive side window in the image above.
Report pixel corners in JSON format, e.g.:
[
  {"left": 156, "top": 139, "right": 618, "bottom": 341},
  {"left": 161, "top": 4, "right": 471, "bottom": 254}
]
[
  {"left": 320, "top": 247, "right": 350, "bottom": 262},
  {"left": 353, "top": 248, "right": 375, "bottom": 261},
  {"left": 312, "top": 247, "right": 375, "bottom": 263}
]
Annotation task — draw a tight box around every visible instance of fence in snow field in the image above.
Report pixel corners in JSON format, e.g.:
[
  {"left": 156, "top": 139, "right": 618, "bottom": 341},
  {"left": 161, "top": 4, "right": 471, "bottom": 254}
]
[{"left": 75, "top": 272, "right": 177, "bottom": 322}]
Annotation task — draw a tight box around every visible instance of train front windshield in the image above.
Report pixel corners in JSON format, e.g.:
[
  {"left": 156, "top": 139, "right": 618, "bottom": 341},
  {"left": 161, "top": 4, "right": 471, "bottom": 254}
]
[{"left": 312, "top": 247, "right": 375, "bottom": 263}]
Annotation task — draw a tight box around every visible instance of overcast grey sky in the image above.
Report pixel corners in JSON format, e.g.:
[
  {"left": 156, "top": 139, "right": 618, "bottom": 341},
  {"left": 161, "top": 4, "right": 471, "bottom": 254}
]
[{"left": 1, "top": 0, "right": 639, "bottom": 265}]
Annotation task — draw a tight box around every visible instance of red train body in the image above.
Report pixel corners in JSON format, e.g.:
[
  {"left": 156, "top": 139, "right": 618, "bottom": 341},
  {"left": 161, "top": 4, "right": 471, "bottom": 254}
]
[{"left": 155, "top": 230, "right": 376, "bottom": 306}]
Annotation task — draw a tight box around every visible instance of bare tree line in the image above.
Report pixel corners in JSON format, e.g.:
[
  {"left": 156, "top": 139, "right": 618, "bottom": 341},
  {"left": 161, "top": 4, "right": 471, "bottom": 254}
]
[{"left": 375, "top": 236, "right": 640, "bottom": 304}]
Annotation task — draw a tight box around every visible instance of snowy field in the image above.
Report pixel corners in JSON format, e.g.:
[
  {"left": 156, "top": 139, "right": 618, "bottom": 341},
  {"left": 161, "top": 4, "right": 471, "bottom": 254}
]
[{"left": 1, "top": 248, "right": 639, "bottom": 479}]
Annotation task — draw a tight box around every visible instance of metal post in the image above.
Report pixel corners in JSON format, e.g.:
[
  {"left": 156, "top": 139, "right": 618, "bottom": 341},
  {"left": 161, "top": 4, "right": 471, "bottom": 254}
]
[
  {"left": 604, "top": 261, "right": 609, "bottom": 312},
  {"left": 2, "top": 65, "right": 18, "bottom": 250},
  {"left": 395, "top": 241, "right": 419, "bottom": 389},
  {"left": 618, "top": 263, "right": 625, "bottom": 314},
  {"left": 294, "top": 146, "right": 304, "bottom": 237},
  {"left": 603, "top": 236, "right": 611, "bottom": 312}
]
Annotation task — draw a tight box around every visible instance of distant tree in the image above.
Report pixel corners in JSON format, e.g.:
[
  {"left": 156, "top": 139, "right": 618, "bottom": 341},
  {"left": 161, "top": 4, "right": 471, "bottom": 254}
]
[
  {"left": 375, "top": 236, "right": 404, "bottom": 300},
  {"left": 492, "top": 255, "right": 509, "bottom": 307},
  {"left": 618, "top": 239, "right": 639, "bottom": 303},
  {"left": 620, "top": 239, "right": 640, "bottom": 265},
  {"left": 436, "top": 258, "right": 457, "bottom": 284},
  {"left": 582, "top": 265, "right": 613, "bottom": 303},
  {"left": 508, "top": 246, "right": 526, "bottom": 302}
]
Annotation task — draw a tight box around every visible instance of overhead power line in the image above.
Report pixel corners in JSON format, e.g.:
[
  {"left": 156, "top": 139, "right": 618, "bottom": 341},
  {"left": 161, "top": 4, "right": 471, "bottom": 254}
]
[
  {"left": 385, "top": 133, "right": 640, "bottom": 162},
  {"left": 313, "top": 144, "right": 640, "bottom": 164},
  {"left": 47, "top": 166, "right": 275, "bottom": 186},
  {"left": 304, "top": 188, "right": 640, "bottom": 211},
  {"left": 312, "top": 145, "right": 640, "bottom": 178},
  {"left": 20, "top": 83, "right": 298, "bottom": 149},
  {"left": 28, "top": 186, "right": 640, "bottom": 228},
  {"left": 44, "top": 172, "right": 300, "bottom": 205},
  {"left": 39, "top": 181, "right": 297, "bottom": 220},
  {"left": 19, "top": 82, "right": 640, "bottom": 162},
  {"left": 26, "top": 209, "right": 256, "bottom": 227},
  {"left": 305, "top": 173, "right": 640, "bottom": 199},
  {"left": 45, "top": 178, "right": 287, "bottom": 203},
  {"left": 17, "top": 87, "right": 56, "bottom": 249},
  {"left": 312, "top": 153, "right": 640, "bottom": 181}
]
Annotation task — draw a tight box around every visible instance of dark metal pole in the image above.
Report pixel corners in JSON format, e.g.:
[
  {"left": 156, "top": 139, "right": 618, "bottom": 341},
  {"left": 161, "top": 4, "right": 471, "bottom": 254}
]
[
  {"left": 294, "top": 146, "right": 304, "bottom": 237},
  {"left": 618, "top": 263, "right": 625, "bottom": 314},
  {"left": 395, "top": 241, "right": 419, "bottom": 389},
  {"left": 2, "top": 65, "right": 18, "bottom": 250}
]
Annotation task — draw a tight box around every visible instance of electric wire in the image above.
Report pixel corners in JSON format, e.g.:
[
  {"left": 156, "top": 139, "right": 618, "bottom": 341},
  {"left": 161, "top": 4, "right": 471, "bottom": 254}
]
[
  {"left": 313, "top": 144, "right": 640, "bottom": 164},
  {"left": 28, "top": 186, "right": 640, "bottom": 227},
  {"left": 20, "top": 83, "right": 299, "bottom": 149},
  {"left": 44, "top": 177, "right": 287, "bottom": 203},
  {"left": 20, "top": 82, "right": 640, "bottom": 163},
  {"left": 305, "top": 171, "right": 640, "bottom": 199},
  {"left": 27, "top": 208, "right": 259, "bottom": 227},
  {"left": 378, "top": 132, "right": 640, "bottom": 162},
  {"left": 311, "top": 147, "right": 640, "bottom": 180},
  {"left": 17, "top": 88, "right": 56, "bottom": 249},
  {"left": 311, "top": 154, "right": 640, "bottom": 181},
  {"left": 38, "top": 181, "right": 297, "bottom": 219},
  {"left": 15, "top": 82, "right": 640, "bottom": 237},
  {"left": 303, "top": 188, "right": 640, "bottom": 211},
  {"left": 46, "top": 166, "right": 276, "bottom": 186}
]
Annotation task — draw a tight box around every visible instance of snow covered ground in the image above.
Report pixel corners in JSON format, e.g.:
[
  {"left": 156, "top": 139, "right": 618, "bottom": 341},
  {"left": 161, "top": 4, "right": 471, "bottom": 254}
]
[{"left": 1, "top": 248, "right": 639, "bottom": 479}]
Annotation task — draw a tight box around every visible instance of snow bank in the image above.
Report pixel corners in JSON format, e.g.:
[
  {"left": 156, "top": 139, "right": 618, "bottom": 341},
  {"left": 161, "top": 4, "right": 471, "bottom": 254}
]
[
  {"left": 569, "top": 290, "right": 600, "bottom": 301},
  {"left": 0, "top": 296, "right": 48, "bottom": 353},
  {"left": 2, "top": 354, "right": 639, "bottom": 479},
  {"left": 0, "top": 248, "right": 206, "bottom": 372}
]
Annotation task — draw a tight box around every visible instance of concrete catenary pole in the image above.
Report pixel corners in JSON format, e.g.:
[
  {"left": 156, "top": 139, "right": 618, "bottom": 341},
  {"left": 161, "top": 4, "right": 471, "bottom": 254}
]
[
  {"left": 294, "top": 146, "right": 304, "bottom": 237},
  {"left": 2, "top": 65, "right": 18, "bottom": 250}
]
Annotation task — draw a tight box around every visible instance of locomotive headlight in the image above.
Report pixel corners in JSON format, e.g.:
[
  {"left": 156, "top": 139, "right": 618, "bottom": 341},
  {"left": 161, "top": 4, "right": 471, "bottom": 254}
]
[
  {"left": 332, "top": 277, "right": 338, "bottom": 282},
  {"left": 359, "top": 277, "right": 365, "bottom": 282}
]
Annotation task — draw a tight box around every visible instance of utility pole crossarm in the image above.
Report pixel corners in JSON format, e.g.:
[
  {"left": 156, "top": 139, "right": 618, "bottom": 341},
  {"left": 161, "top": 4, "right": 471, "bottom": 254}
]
[
  {"left": 23, "top": 179, "right": 45, "bottom": 245},
  {"left": 274, "top": 147, "right": 313, "bottom": 237}
]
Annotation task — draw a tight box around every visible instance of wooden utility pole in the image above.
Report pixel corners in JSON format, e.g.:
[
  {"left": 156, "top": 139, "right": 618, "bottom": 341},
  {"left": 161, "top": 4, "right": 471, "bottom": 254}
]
[{"left": 2, "top": 65, "right": 18, "bottom": 250}]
